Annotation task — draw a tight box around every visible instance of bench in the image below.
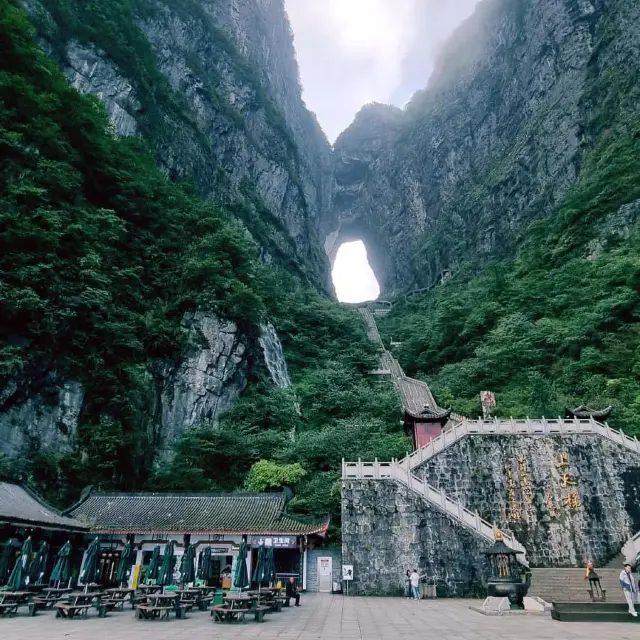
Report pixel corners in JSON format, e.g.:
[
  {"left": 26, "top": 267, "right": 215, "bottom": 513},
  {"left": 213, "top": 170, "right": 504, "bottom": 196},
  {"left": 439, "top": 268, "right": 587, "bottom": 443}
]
[
  {"left": 254, "top": 605, "right": 271, "bottom": 623},
  {"left": 0, "top": 602, "right": 19, "bottom": 617},
  {"left": 29, "top": 597, "right": 60, "bottom": 616},
  {"left": 135, "top": 604, "right": 174, "bottom": 620},
  {"left": 209, "top": 605, "right": 245, "bottom": 623},
  {"left": 54, "top": 602, "right": 92, "bottom": 619},
  {"left": 131, "top": 594, "right": 147, "bottom": 610}
]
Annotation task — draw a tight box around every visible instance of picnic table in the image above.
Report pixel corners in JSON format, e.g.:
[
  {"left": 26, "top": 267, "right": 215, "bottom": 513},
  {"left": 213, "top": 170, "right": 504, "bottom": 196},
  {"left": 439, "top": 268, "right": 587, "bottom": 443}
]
[
  {"left": 194, "top": 585, "right": 218, "bottom": 610},
  {"left": 135, "top": 592, "right": 179, "bottom": 620},
  {"left": 54, "top": 592, "right": 99, "bottom": 619},
  {"left": 0, "top": 591, "right": 31, "bottom": 617},
  {"left": 103, "top": 587, "right": 134, "bottom": 612},
  {"left": 210, "top": 594, "right": 258, "bottom": 624}
]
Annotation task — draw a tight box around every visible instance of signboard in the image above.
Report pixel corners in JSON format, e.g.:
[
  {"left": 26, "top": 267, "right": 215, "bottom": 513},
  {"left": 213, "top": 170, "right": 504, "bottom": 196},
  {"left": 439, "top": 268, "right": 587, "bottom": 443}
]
[
  {"left": 342, "top": 564, "right": 353, "bottom": 581},
  {"left": 209, "top": 547, "right": 230, "bottom": 555},
  {"left": 251, "top": 536, "right": 298, "bottom": 549},
  {"left": 480, "top": 391, "right": 496, "bottom": 418}
]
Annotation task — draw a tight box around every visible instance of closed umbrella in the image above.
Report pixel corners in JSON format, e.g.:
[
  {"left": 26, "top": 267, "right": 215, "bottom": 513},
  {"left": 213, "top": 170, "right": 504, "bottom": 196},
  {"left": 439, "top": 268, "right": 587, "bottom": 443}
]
[
  {"left": 252, "top": 544, "right": 266, "bottom": 585},
  {"left": 180, "top": 544, "right": 196, "bottom": 586},
  {"left": 197, "top": 547, "right": 213, "bottom": 582},
  {"left": 28, "top": 541, "right": 49, "bottom": 585},
  {"left": 115, "top": 543, "right": 133, "bottom": 586},
  {"left": 265, "top": 546, "right": 276, "bottom": 587},
  {"left": 233, "top": 540, "right": 249, "bottom": 591},
  {"left": 50, "top": 541, "right": 72, "bottom": 587},
  {"left": 79, "top": 537, "right": 101, "bottom": 590},
  {"left": 156, "top": 541, "right": 175, "bottom": 589},
  {"left": 146, "top": 545, "right": 160, "bottom": 584},
  {"left": 6, "top": 539, "right": 30, "bottom": 591}
]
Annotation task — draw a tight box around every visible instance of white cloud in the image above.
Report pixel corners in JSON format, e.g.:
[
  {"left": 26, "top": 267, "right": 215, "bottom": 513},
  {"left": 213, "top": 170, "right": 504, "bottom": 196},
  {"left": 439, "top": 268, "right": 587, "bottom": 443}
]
[{"left": 285, "top": 0, "right": 479, "bottom": 142}]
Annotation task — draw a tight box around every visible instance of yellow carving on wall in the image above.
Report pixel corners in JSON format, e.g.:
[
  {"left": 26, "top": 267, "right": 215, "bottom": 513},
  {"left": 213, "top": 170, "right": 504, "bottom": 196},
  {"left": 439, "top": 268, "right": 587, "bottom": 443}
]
[{"left": 563, "top": 492, "right": 582, "bottom": 511}]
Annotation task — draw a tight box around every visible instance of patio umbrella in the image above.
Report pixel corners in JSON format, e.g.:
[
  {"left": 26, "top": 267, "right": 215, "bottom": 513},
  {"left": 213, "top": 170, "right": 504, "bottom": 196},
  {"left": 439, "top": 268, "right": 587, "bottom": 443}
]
[
  {"left": 28, "top": 541, "right": 49, "bottom": 585},
  {"left": 79, "top": 537, "right": 101, "bottom": 590},
  {"left": 156, "top": 541, "right": 176, "bottom": 589},
  {"left": 6, "top": 537, "right": 32, "bottom": 591},
  {"left": 50, "top": 541, "right": 72, "bottom": 587},
  {"left": 197, "top": 547, "right": 213, "bottom": 582},
  {"left": 233, "top": 540, "right": 249, "bottom": 591},
  {"left": 252, "top": 544, "right": 266, "bottom": 585},
  {"left": 180, "top": 544, "right": 196, "bottom": 586},
  {"left": 115, "top": 542, "right": 133, "bottom": 586},
  {"left": 265, "top": 546, "right": 276, "bottom": 586},
  {"left": 146, "top": 545, "right": 160, "bottom": 583}
]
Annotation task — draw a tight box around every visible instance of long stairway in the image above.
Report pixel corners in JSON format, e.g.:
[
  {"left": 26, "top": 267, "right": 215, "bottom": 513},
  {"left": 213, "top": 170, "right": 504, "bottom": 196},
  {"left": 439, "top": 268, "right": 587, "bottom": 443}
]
[
  {"left": 358, "top": 308, "right": 442, "bottom": 416},
  {"left": 529, "top": 568, "right": 626, "bottom": 604}
]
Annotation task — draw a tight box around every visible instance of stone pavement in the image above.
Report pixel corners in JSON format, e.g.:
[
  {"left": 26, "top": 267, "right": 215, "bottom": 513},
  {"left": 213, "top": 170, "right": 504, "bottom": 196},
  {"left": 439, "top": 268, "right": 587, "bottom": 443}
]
[{"left": 2, "top": 594, "right": 638, "bottom": 640}]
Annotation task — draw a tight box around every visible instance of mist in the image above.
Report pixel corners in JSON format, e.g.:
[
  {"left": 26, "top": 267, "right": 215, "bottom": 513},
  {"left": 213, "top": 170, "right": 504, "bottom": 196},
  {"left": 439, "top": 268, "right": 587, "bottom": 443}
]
[{"left": 285, "top": 0, "right": 481, "bottom": 143}]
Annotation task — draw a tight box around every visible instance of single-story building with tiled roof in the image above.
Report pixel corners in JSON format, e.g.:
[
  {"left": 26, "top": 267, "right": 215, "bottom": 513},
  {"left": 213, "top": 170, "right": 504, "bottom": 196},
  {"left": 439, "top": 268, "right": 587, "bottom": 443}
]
[
  {"left": 65, "top": 489, "right": 331, "bottom": 591},
  {"left": 0, "top": 481, "right": 87, "bottom": 533}
]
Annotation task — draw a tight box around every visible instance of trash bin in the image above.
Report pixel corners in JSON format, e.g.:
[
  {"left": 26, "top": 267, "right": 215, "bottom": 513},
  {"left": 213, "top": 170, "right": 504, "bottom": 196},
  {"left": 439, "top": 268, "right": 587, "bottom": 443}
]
[{"left": 332, "top": 581, "right": 342, "bottom": 593}]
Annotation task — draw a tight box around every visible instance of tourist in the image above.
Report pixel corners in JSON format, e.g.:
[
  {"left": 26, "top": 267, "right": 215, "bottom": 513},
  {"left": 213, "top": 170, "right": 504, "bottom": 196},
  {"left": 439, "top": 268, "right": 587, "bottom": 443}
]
[
  {"left": 286, "top": 576, "right": 301, "bottom": 607},
  {"left": 410, "top": 569, "right": 420, "bottom": 600},
  {"left": 619, "top": 563, "right": 638, "bottom": 617},
  {"left": 404, "top": 570, "right": 412, "bottom": 599},
  {"left": 584, "top": 560, "right": 603, "bottom": 598}
]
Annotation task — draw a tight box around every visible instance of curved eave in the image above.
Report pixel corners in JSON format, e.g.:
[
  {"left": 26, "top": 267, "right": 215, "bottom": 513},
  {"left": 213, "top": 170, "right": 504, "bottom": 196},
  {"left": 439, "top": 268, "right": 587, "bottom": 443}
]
[
  {"left": 404, "top": 407, "right": 452, "bottom": 421},
  {"left": 566, "top": 405, "right": 613, "bottom": 420}
]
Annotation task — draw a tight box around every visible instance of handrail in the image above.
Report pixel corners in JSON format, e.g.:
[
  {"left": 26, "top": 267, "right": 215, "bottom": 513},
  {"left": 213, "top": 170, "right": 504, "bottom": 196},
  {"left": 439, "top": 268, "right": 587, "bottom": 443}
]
[
  {"left": 342, "top": 459, "right": 528, "bottom": 565},
  {"left": 398, "top": 417, "right": 640, "bottom": 471}
]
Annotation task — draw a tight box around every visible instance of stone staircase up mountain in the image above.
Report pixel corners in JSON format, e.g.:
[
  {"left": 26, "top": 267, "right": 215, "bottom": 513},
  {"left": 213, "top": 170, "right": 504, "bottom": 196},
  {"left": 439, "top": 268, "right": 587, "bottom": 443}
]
[
  {"left": 358, "top": 308, "right": 440, "bottom": 415},
  {"left": 529, "top": 568, "right": 627, "bottom": 604}
]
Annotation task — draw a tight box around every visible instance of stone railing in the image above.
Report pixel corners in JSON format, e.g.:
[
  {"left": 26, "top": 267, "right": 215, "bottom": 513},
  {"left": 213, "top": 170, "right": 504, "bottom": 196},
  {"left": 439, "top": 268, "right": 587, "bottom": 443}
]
[
  {"left": 398, "top": 417, "right": 640, "bottom": 472},
  {"left": 342, "top": 459, "right": 528, "bottom": 565}
]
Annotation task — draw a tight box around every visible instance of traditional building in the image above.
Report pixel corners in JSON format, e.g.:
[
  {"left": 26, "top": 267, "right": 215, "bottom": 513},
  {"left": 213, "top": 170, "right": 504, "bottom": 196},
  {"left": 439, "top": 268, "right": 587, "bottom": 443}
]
[
  {"left": 0, "top": 481, "right": 88, "bottom": 583},
  {"left": 66, "top": 490, "right": 329, "bottom": 590},
  {"left": 566, "top": 405, "right": 613, "bottom": 421},
  {"left": 404, "top": 405, "right": 451, "bottom": 449}
]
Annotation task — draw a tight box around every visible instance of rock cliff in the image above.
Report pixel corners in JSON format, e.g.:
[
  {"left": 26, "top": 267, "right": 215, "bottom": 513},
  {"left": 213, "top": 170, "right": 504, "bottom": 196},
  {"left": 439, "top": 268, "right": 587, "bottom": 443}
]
[
  {"left": 323, "top": 0, "right": 640, "bottom": 294},
  {"left": 25, "top": 0, "right": 332, "bottom": 290}
]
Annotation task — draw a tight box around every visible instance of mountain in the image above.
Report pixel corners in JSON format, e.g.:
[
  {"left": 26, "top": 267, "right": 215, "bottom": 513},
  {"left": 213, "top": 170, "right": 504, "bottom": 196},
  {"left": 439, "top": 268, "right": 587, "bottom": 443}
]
[
  {"left": 0, "top": 0, "right": 404, "bottom": 517},
  {"left": 2, "top": 0, "right": 640, "bottom": 520},
  {"left": 325, "top": 0, "right": 640, "bottom": 295}
]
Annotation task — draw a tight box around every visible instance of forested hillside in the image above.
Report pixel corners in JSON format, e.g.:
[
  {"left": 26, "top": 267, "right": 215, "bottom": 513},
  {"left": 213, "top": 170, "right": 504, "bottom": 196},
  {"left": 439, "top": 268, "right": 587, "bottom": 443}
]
[
  {"left": 380, "top": 123, "right": 640, "bottom": 432},
  {"left": 0, "top": 2, "right": 406, "bottom": 531}
]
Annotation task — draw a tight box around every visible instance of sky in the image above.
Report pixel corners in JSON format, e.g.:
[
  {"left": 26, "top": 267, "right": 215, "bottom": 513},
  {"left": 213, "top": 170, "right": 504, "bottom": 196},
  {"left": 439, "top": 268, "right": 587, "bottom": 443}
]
[{"left": 284, "top": 0, "right": 480, "bottom": 302}]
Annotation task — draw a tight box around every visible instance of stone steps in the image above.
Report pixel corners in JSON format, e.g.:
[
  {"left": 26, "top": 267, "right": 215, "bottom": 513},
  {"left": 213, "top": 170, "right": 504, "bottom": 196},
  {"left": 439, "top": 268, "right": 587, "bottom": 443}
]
[
  {"left": 552, "top": 602, "right": 640, "bottom": 623},
  {"left": 529, "top": 568, "right": 627, "bottom": 603}
]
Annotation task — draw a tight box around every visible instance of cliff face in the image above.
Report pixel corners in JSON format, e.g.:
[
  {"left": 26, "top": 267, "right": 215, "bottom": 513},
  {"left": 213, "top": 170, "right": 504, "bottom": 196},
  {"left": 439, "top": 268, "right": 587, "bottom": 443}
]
[
  {"left": 26, "top": 0, "right": 332, "bottom": 290},
  {"left": 324, "top": 0, "right": 640, "bottom": 294}
]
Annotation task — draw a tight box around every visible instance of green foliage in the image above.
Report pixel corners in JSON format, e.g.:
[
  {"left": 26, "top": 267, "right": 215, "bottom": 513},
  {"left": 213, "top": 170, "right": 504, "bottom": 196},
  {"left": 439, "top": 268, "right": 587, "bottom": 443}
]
[
  {"left": 245, "top": 460, "right": 306, "bottom": 492},
  {"left": 0, "top": 0, "right": 264, "bottom": 498},
  {"left": 380, "top": 124, "right": 640, "bottom": 434},
  {"left": 150, "top": 271, "right": 406, "bottom": 531}
]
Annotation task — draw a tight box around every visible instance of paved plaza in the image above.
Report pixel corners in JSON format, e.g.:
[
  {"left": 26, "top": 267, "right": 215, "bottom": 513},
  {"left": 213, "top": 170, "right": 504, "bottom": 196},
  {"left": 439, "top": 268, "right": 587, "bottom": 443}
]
[{"left": 2, "top": 594, "right": 637, "bottom": 640}]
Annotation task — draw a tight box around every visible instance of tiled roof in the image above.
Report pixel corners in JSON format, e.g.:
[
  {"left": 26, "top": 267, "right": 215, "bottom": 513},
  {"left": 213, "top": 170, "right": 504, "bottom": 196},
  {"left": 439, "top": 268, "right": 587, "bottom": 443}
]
[
  {"left": 405, "top": 406, "right": 452, "bottom": 421},
  {"left": 0, "top": 482, "right": 87, "bottom": 531},
  {"left": 566, "top": 405, "right": 613, "bottom": 420},
  {"left": 66, "top": 491, "right": 329, "bottom": 536}
]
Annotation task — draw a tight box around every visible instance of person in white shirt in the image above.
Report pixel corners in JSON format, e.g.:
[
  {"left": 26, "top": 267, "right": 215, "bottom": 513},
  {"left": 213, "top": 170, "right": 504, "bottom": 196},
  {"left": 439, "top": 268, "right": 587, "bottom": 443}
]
[
  {"left": 619, "top": 563, "right": 638, "bottom": 617},
  {"left": 410, "top": 570, "right": 420, "bottom": 600}
]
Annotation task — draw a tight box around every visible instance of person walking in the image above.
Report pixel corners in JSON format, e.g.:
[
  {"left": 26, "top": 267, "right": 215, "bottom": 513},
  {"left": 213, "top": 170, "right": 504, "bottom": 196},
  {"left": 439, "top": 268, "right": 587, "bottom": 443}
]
[
  {"left": 404, "top": 570, "right": 412, "bottom": 599},
  {"left": 410, "top": 569, "right": 420, "bottom": 600},
  {"left": 619, "top": 563, "right": 638, "bottom": 617}
]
